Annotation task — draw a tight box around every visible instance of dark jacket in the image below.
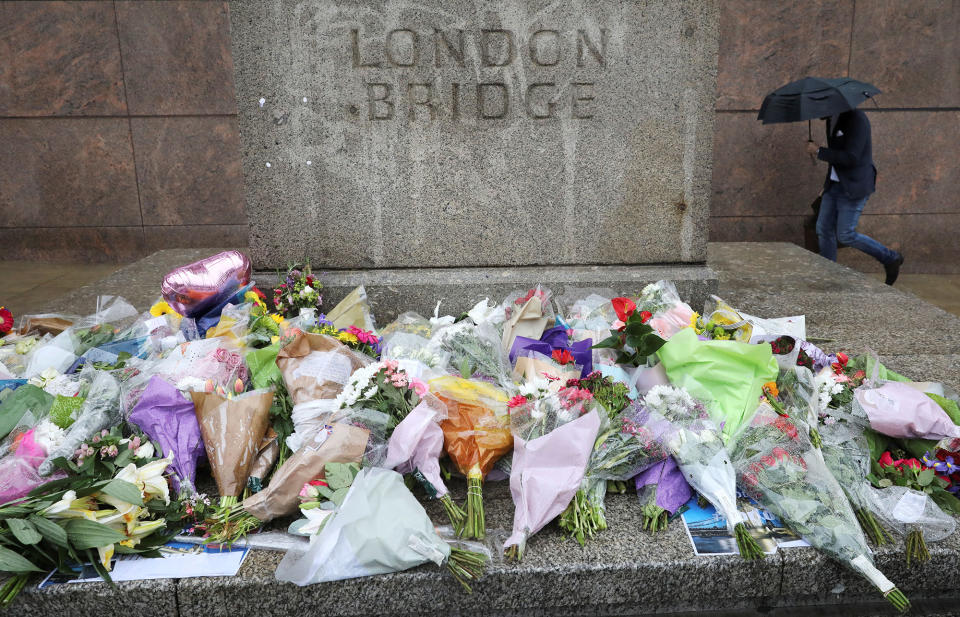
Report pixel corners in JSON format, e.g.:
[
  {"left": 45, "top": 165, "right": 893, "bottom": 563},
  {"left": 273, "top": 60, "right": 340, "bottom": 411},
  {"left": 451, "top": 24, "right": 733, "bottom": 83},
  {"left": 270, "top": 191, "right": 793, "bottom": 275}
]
[{"left": 818, "top": 108, "right": 877, "bottom": 199}]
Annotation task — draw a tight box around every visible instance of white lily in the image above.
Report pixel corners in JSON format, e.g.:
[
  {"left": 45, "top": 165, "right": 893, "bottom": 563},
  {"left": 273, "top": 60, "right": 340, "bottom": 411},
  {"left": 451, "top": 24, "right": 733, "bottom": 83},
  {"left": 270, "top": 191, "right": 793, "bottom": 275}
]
[
  {"left": 114, "top": 453, "right": 174, "bottom": 505},
  {"left": 43, "top": 491, "right": 98, "bottom": 520}
]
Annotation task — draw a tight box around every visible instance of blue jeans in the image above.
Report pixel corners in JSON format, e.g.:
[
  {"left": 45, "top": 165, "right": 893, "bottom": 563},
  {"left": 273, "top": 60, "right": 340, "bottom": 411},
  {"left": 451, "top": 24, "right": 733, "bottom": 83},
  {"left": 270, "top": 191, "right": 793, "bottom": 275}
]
[{"left": 816, "top": 182, "right": 898, "bottom": 264}]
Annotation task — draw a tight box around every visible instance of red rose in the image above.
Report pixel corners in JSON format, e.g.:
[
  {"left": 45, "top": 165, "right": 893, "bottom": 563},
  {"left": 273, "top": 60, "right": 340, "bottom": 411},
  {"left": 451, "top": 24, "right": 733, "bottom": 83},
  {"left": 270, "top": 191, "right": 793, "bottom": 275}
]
[
  {"left": 640, "top": 310, "right": 653, "bottom": 324},
  {"left": 903, "top": 458, "right": 922, "bottom": 470},
  {"left": 611, "top": 297, "right": 636, "bottom": 322},
  {"left": 771, "top": 446, "right": 789, "bottom": 462},
  {"left": 761, "top": 455, "right": 776, "bottom": 467},
  {"left": 878, "top": 451, "right": 895, "bottom": 467},
  {"left": 938, "top": 475, "right": 952, "bottom": 484}
]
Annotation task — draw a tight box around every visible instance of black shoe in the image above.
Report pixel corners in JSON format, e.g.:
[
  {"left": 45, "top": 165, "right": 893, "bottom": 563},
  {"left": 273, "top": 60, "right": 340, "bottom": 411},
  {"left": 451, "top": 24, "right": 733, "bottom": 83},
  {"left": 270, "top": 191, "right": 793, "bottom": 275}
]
[{"left": 884, "top": 253, "right": 904, "bottom": 285}]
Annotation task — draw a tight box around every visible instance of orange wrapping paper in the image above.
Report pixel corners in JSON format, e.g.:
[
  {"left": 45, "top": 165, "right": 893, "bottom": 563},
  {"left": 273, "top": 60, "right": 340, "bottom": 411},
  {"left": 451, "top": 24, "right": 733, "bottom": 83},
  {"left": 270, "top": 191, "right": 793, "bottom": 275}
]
[{"left": 433, "top": 377, "right": 512, "bottom": 479}]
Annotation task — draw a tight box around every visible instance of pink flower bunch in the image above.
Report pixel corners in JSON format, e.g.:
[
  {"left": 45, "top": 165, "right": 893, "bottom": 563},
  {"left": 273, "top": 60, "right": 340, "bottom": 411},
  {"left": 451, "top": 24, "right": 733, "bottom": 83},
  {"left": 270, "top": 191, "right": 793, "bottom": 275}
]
[
  {"left": 409, "top": 377, "right": 428, "bottom": 397},
  {"left": 347, "top": 326, "right": 379, "bottom": 346},
  {"left": 559, "top": 386, "right": 593, "bottom": 411},
  {"left": 128, "top": 435, "right": 142, "bottom": 450},
  {"left": 381, "top": 359, "right": 410, "bottom": 389},
  {"left": 100, "top": 445, "right": 120, "bottom": 459},
  {"left": 507, "top": 395, "right": 528, "bottom": 409},
  {"left": 75, "top": 442, "right": 96, "bottom": 462}
]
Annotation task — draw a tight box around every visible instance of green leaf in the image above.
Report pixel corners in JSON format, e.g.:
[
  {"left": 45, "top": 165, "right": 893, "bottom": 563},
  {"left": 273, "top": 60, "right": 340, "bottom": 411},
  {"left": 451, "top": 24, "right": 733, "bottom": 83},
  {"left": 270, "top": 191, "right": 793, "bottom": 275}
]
[
  {"left": 624, "top": 322, "right": 651, "bottom": 337},
  {"left": 0, "top": 546, "right": 42, "bottom": 573},
  {"left": 64, "top": 519, "right": 126, "bottom": 550},
  {"left": 6, "top": 519, "right": 41, "bottom": 545},
  {"left": 99, "top": 479, "right": 143, "bottom": 506},
  {"left": 917, "top": 468, "right": 935, "bottom": 487},
  {"left": 28, "top": 516, "right": 68, "bottom": 548},
  {"left": 113, "top": 448, "right": 134, "bottom": 468},
  {"left": 325, "top": 463, "right": 359, "bottom": 490},
  {"left": 329, "top": 487, "right": 350, "bottom": 507},
  {"left": 591, "top": 335, "right": 621, "bottom": 350},
  {"left": 878, "top": 478, "right": 893, "bottom": 488}
]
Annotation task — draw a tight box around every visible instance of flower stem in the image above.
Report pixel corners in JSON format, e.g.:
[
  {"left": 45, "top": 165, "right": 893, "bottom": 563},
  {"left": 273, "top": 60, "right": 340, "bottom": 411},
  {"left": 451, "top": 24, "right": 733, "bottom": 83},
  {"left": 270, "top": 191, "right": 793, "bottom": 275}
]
[
  {"left": 906, "top": 528, "right": 929, "bottom": 566},
  {"left": 642, "top": 505, "right": 668, "bottom": 534},
  {"left": 0, "top": 575, "right": 27, "bottom": 607},
  {"left": 884, "top": 587, "right": 910, "bottom": 613},
  {"left": 441, "top": 493, "right": 466, "bottom": 535},
  {"left": 734, "top": 522, "right": 765, "bottom": 560},
  {"left": 460, "top": 476, "right": 485, "bottom": 540},
  {"left": 855, "top": 507, "right": 890, "bottom": 546},
  {"left": 446, "top": 547, "right": 488, "bottom": 593}
]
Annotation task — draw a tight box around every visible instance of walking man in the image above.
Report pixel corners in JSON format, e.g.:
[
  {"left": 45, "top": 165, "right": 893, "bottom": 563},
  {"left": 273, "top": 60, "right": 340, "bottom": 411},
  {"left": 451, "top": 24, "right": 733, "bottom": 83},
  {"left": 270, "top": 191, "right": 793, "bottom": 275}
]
[{"left": 805, "top": 109, "right": 904, "bottom": 285}]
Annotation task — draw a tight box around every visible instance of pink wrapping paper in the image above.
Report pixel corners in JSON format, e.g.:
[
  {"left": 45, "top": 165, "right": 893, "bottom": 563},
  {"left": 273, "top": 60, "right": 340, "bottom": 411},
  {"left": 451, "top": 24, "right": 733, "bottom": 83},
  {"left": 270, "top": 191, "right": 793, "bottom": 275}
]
[
  {"left": 504, "top": 409, "right": 602, "bottom": 551},
  {"left": 383, "top": 396, "right": 449, "bottom": 498},
  {"left": 856, "top": 381, "right": 960, "bottom": 440},
  {"left": 0, "top": 430, "right": 63, "bottom": 503}
]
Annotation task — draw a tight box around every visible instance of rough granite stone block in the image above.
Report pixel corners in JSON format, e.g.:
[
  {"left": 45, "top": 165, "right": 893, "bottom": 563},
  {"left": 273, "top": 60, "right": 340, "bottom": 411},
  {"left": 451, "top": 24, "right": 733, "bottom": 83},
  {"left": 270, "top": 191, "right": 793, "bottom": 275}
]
[
  {"left": 266, "top": 263, "right": 719, "bottom": 324},
  {"left": 229, "top": 0, "right": 718, "bottom": 269}
]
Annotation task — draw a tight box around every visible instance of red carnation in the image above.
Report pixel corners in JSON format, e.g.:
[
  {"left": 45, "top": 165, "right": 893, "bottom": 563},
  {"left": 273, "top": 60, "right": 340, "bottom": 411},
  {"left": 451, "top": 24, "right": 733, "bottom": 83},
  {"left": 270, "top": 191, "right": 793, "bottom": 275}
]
[
  {"left": 611, "top": 297, "right": 636, "bottom": 322},
  {"left": 0, "top": 307, "right": 12, "bottom": 335},
  {"left": 878, "top": 451, "right": 895, "bottom": 468},
  {"left": 639, "top": 310, "right": 652, "bottom": 324}
]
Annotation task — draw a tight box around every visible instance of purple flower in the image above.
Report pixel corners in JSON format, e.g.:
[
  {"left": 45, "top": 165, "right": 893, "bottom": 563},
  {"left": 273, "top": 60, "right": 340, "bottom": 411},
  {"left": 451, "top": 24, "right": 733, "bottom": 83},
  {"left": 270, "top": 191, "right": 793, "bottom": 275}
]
[
  {"left": 922, "top": 452, "right": 938, "bottom": 468},
  {"left": 934, "top": 456, "right": 957, "bottom": 475}
]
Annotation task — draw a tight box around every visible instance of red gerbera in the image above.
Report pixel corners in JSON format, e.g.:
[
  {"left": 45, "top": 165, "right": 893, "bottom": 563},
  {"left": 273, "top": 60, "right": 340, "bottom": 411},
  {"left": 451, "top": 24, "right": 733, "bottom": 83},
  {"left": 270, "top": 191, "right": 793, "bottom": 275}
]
[
  {"left": 0, "top": 306, "right": 12, "bottom": 335},
  {"left": 611, "top": 297, "right": 636, "bottom": 322}
]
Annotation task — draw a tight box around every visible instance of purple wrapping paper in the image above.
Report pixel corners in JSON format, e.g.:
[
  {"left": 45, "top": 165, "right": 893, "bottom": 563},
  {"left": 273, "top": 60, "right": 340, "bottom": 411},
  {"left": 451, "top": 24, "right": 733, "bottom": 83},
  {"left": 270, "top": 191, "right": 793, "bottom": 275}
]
[
  {"left": 509, "top": 326, "right": 593, "bottom": 378},
  {"left": 128, "top": 375, "right": 205, "bottom": 492},
  {"left": 634, "top": 456, "right": 692, "bottom": 514}
]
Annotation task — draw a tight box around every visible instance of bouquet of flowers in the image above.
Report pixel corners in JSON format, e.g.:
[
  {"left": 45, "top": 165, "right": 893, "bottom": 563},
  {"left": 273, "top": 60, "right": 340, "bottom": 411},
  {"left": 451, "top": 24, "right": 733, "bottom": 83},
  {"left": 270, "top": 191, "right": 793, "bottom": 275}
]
[
  {"left": 592, "top": 297, "right": 665, "bottom": 367},
  {"left": 206, "top": 421, "right": 373, "bottom": 543},
  {"left": 730, "top": 402, "right": 909, "bottom": 612},
  {"left": 558, "top": 402, "right": 669, "bottom": 544},
  {"left": 271, "top": 261, "right": 323, "bottom": 318},
  {"left": 634, "top": 456, "right": 692, "bottom": 534},
  {"left": 564, "top": 371, "right": 632, "bottom": 419},
  {"left": 819, "top": 422, "right": 891, "bottom": 546},
  {"left": 644, "top": 385, "right": 765, "bottom": 559},
  {"left": 289, "top": 462, "right": 360, "bottom": 538},
  {"left": 0, "top": 446, "right": 181, "bottom": 605},
  {"left": 275, "top": 468, "right": 488, "bottom": 592},
  {"left": 334, "top": 359, "right": 428, "bottom": 433},
  {"left": 636, "top": 280, "right": 696, "bottom": 340},
  {"left": 383, "top": 393, "right": 465, "bottom": 530},
  {"left": 128, "top": 375, "right": 205, "bottom": 493},
  {"left": 432, "top": 376, "right": 512, "bottom": 540},
  {"left": 0, "top": 417, "right": 67, "bottom": 504},
  {"left": 868, "top": 450, "right": 958, "bottom": 564},
  {"left": 190, "top": 389, "right": 274, "bottom": 507},
  {"left": 503, "top": 393, "right": 602, "bottom": 560},
  {"left": 434, "top": 322, "right": 513, "bottom": 389}
]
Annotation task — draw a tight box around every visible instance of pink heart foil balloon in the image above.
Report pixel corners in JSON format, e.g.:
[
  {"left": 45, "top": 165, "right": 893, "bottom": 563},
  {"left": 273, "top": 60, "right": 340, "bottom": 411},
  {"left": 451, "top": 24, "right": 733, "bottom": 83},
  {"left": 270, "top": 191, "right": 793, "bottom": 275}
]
[{"left": 161, "top": 251, "right": 252, "bottom": 317}]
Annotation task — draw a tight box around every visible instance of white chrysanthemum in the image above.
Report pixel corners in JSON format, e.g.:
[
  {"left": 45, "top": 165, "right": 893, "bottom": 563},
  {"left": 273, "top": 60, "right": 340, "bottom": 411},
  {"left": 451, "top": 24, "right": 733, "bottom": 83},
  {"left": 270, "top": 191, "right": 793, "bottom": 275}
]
[{"left": 33, "top": 420, "right": 66, "bottom": 452}]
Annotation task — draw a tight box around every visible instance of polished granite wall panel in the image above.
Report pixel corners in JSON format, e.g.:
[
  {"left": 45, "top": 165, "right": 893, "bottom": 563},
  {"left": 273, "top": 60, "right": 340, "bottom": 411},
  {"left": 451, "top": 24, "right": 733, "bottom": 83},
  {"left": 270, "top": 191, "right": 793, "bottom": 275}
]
[
  {"left": 0, "top": 1, "right": 126, "bottom": 117},
  {"left": 130, "top": 116, "right": 245, "bottom": 226},
  {"left": 0, "top": 117, "right": 141, "bottom": 228},
  {"left": 115, "top": 0, "right": 237, "bottom": 115}
]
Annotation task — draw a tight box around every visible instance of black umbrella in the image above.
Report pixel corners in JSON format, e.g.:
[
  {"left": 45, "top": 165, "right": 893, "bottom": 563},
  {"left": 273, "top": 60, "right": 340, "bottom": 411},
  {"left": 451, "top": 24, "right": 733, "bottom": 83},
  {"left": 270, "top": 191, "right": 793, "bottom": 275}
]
[
  {"left": 758, "top": 76, "right": 880, "bottom": 162},
  {"left": 757, "top": 76, "right": 881, "bottom": 125}
]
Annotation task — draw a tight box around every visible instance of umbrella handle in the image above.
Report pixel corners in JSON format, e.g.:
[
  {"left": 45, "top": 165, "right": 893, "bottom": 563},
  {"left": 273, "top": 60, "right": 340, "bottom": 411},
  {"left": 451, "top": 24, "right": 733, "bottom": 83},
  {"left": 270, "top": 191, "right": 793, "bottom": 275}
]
[{"left": 808, "top": 140, "right": 818, "bottom": 166}]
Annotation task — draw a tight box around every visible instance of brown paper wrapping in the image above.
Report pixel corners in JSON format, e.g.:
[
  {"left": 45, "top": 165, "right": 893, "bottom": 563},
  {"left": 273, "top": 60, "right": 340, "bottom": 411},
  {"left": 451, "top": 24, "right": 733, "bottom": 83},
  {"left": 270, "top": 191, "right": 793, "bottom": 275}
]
[
  {"left": 437, "top": 394, "right": 512, "bottom": 479},
  {"left": 242, "top": 422, "right": 369, "bottom": 522},
  {"left": 191, "top": 390, "right": 273, "bottom": 498},
  {"left": 20, "top": 316, "right": 74, "bottom": 336},
  {"left": 276, "top": 332, "right": 370, "bottom": 405},
  {"left": 246, "top": 427, "right": 280, "bottom": 482}
]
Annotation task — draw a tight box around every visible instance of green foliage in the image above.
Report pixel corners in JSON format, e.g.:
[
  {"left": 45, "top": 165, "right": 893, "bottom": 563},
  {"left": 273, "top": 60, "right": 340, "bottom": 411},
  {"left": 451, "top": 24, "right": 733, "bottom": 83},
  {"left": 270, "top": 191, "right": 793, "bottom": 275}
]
[{"left": 592, "top": 319, "right": 665, "bottom": 368}]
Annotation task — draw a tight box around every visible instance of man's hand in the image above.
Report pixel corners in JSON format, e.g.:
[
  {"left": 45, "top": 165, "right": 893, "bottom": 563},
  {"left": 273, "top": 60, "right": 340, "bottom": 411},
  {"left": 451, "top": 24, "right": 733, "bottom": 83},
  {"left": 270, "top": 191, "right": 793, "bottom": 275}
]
[{"left": 805, "top": 141, "right": 820, "bottom": 157}]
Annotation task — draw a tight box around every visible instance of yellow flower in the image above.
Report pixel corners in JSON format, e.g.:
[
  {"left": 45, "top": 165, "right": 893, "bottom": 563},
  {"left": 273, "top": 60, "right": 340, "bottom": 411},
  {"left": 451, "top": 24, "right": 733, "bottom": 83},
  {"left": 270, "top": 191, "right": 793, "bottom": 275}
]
[
  {"left": 337, "top": 331, "right": 359, "bottom": 344},
  {"left": 244, "top": 291, "right": 267, "bottom": 310},
  {"left": 270, "top": 335, "right": 280, "bottom": 344},
  {"left": 149, "top": 301, "right": 177, "bottom": 317},
  {"left": 269, "top": 313, "right": 284, "bottom": 325}
]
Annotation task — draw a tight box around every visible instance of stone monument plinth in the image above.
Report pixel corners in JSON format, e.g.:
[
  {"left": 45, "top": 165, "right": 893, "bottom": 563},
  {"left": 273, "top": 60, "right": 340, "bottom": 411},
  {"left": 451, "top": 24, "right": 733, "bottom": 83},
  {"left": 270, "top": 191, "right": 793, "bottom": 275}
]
[{"left": 229, "top": 0, "right": 719, "bottom": 318}]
